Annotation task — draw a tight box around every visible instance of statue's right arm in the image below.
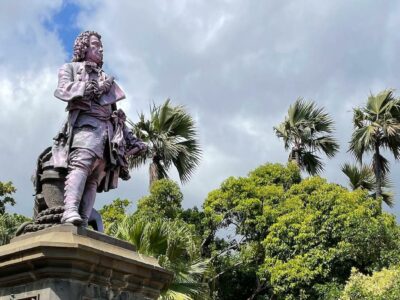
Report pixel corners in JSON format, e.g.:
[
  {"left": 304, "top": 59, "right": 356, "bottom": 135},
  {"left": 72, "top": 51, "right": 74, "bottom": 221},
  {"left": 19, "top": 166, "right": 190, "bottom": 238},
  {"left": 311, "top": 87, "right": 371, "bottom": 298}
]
[{"left": 53, "top": 63, "right": 86, "bottom": 102}]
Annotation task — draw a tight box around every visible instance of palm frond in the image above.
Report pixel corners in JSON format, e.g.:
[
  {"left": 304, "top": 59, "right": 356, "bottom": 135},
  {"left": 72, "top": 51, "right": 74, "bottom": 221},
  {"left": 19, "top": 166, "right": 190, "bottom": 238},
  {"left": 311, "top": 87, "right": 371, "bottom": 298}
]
[
  {"left": 274, "top": 98, "right": 338, "bottom": 175},
  {"left": 301, "top": 151, "right": 324, "bottom": 175},
  {"left": 348, "top": 90, "right": 400, "bottom": 207},
  {"left": 341, "top": 163, "right": 375, "bottom": 191},
  {"left": 372, "top": 153, "right": 390, "bottom": 175},
  {"left": 129, "top": 99, "right": 201, "bottom": 186},
  {"left": 381, "top": 191, "right": 395, "bottom": 207},
  {"left": 110, "top": 216, "right": 209, "bottom": 300}
]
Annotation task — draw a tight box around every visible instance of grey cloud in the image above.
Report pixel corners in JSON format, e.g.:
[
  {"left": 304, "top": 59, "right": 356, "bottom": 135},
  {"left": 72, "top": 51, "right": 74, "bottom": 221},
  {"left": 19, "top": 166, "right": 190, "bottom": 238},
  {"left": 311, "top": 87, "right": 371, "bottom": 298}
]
[
  {"left": 0, "top": 0, "right": 67, "bottom": 216},
  {"left": 2, "top": 1, "right": 400, "bottom": 218},
  {"left": 77, "top": 1, "right": 400, "bottom": 216}
]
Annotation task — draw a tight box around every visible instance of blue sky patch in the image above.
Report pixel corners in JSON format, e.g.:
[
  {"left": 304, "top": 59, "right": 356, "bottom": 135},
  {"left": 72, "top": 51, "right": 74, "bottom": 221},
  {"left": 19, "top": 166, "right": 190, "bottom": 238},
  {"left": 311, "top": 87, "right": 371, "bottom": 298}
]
[{"left": 43, "top": 0, "right": 81, "bottom": 59}]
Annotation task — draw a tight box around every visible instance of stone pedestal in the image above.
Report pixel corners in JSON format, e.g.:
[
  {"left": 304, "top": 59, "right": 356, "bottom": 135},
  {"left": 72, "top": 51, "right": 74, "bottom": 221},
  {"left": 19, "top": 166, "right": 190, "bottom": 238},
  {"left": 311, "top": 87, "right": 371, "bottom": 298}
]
[{"left": 0, "top": 224, "right": 173, "bottom": 300}]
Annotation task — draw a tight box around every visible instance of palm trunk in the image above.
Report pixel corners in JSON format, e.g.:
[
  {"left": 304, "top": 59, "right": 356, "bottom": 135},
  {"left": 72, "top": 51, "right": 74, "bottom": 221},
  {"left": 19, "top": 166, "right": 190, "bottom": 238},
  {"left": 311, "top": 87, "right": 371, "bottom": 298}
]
[
  {"left": 374, "top": 143, "right": 382, "bottom": 201},
  {"left": 149, "top": 160, "right": 159, "bottom": 188},
  {"left": 294, "top": 150, "right": 300, "bottom": 166},
  {"left": 289, "top": 147, "right": 301, "bottom": 167}
]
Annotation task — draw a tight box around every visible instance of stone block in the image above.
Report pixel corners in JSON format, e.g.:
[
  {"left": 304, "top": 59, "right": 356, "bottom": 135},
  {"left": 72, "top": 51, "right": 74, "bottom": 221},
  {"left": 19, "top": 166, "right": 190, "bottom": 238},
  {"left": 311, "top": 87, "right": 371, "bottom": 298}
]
[{"left": 0, "top": 224, "right": 172, "bottom": 300}]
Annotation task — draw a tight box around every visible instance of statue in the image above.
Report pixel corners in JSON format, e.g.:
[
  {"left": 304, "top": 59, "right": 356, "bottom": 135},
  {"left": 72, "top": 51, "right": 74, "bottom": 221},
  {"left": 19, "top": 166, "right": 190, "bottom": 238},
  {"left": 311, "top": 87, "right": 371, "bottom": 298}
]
[
  {"left": 53, "top": 31, "right": 146, "bottom": 226},
  {"left": 19, "top": 31, "right": 146, "bottom": 234}
]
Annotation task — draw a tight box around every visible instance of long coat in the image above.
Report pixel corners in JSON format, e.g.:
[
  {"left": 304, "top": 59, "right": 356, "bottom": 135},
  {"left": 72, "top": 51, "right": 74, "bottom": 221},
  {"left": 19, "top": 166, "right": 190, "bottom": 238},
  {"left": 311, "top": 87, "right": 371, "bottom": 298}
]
[{"left": 51, "top": 61, "right": 126, "bottom": 192}]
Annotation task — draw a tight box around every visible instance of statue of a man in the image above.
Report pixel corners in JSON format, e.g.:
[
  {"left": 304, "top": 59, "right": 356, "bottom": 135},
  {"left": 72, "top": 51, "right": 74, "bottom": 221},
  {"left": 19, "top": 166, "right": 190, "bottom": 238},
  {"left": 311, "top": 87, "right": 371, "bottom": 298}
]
[{"left": 52, "top": 31, "right": 145, "bottom": 226}]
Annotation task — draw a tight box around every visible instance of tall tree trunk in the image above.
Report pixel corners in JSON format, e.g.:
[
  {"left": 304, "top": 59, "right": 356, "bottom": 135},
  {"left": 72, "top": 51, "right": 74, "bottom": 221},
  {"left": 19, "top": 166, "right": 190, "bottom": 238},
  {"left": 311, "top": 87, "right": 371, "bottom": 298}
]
[
  {"left": 200, "top": 230, "right": 215, "bottom": 257},
  {"left": 294, "top": 149, "right": 300, "bottom": 166},
  {"left": 374, "top": 143, "right": 382, "bottom": 201},
  {"left": 149, "top": 160, "right": 159, "bottom": 188},
  {"left": 289, "top": 147, "right": 301, "bottom": 168}
]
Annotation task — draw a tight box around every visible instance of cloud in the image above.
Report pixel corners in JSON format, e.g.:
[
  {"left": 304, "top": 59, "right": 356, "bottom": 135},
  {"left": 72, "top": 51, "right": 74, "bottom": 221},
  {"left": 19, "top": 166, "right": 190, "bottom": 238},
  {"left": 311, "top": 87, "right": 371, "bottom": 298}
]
[
  {"left": 0, "top": 0, "right": 73, "bottom": 216},
  {"left": 2, "top": 1, "right": 400, "bottom": 218}
]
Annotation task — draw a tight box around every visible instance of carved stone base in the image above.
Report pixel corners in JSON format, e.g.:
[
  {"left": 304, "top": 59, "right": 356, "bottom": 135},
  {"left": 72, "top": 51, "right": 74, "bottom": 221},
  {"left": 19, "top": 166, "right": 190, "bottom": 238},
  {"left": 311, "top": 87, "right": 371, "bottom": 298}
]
[{"left": 0, "top": 224, "right": 172, "bottom": 300}]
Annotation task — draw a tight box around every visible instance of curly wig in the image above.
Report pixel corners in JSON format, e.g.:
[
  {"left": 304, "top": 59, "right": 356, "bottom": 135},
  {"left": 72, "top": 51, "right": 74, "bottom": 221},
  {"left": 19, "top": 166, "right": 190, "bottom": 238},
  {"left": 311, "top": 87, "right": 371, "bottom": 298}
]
[{"left": 72, "top": 31, "right": 102, "bottom": 66}]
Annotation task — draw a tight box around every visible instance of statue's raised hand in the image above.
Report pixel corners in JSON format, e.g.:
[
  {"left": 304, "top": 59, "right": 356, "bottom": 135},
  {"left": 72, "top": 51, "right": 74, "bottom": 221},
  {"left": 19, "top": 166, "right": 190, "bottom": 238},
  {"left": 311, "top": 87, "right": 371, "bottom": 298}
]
[{"left": 100, "top": 76, "right": 114, "bottom": 94}]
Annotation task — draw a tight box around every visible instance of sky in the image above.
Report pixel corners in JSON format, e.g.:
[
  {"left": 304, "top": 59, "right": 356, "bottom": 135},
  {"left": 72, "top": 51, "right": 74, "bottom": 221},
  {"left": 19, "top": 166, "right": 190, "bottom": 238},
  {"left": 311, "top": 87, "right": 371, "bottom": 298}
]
[{"left": 1, "top": 0, "right": 400, "bottom": 219}]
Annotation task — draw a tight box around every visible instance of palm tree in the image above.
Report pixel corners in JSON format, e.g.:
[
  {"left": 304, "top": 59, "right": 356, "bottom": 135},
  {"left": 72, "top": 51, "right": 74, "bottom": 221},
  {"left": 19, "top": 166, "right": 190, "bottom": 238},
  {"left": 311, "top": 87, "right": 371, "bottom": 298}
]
[
  {"left": 349, "top": 89, "right": 400, "bottom": 200},
  {"left": 110, "top": 217, "right": 210, "bottom": 300},
  {"left": 341, "top": 163, "right": 394, "bottom": 207},
  {"left": 273, "top": 98, "right": 339, "bottom": 175},
  {"left": 129, "top": 99, "right": 201, "bottom": 187}
]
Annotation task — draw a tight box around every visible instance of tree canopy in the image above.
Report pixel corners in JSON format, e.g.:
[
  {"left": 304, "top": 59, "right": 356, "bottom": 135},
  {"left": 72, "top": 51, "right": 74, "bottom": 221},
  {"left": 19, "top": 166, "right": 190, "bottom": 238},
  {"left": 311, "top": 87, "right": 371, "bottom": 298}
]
[
  {"left": 0, "top": 181, "right": 16, "bottom": 214},
  {"left": 98, "top": 198, "right": 131, "bottom": 233},
  {"left": 202, "top": 163, "right": 400, "bottom": 299},
  {"left": 136, "top": 179, "right": 183, "bottom": 220},
  {"left": 0, "top": 181, "right": 30, "bottom": 245}
]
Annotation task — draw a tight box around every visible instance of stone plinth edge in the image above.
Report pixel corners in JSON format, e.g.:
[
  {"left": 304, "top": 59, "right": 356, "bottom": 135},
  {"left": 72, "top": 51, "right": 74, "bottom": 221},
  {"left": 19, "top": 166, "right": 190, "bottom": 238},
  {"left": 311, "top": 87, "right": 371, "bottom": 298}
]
[{"left": 0, "top": 224, "right": 173, "bottom": 300}]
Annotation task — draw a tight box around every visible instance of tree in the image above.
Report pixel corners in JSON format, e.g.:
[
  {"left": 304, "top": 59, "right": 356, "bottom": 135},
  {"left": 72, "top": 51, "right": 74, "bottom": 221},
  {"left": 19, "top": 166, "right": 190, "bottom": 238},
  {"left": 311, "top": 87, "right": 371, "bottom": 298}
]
[
  {"left": 203, "top": 162, "right": 301, "bottom": 299},
  {"left": 342, "top": 163, "right": 394, "bottom": 207},
  {"left": 129, "top": 99, "right": 201, "bottom": 187},
  {"left": 110, "top": 216, "right": 210, "bottom": 300},
  {"left": 274, "top": 98, "right": 339, "bottom": 175},
  {"left": 0, "top": 181, "right": 30, "bottom": 245},
  {"left": 341, "top": 267, "right": 400, "bottom": 300},
  {"left": 136, "top": 179, "right": 183, "bottom": 220},
  {"left": 0, "top": 213, "right": 30, "bottom": 245},
  {"left": 349, "top": 89, "right": 400, "bottom": 200},
  {"left": 203, "top": 162, "right": 400, "bottom": 299},
  {"left": 98, "top": 198, "right": 131, "bottom": 233},
  {"left": 0, "top": 181, "right": 16, "bottom": 214},
  {"left": 341, "top": 163, "right": 375, "bottom": 191},
  {"left": 260, "top": 177, "right": 399, "bottom": 299}
]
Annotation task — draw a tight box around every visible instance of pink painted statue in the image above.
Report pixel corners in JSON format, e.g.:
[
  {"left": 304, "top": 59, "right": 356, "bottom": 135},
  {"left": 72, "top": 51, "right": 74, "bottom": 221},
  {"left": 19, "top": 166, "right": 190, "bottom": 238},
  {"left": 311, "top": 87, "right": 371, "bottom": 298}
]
[{"left": 52, "top": 31, "right": 146, "bottom": 227}]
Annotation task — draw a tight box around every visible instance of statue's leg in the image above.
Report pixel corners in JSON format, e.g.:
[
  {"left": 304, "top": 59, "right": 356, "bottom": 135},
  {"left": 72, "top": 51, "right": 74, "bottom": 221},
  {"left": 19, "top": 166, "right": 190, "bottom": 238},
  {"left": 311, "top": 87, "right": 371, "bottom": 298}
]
[
  {"left": 79, "top": 158, "right": 106, "bottom": 227},
  {"left": 61, "top": 148, "right": 97, "bottom": 225}
]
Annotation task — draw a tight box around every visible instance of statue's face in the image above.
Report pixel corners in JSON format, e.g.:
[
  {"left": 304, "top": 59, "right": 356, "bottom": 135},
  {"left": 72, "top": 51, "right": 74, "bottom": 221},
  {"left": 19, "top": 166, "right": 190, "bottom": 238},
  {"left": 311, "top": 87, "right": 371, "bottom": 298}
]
[{"left": 85, "top": 35, "right": 103, "bottom": 65}]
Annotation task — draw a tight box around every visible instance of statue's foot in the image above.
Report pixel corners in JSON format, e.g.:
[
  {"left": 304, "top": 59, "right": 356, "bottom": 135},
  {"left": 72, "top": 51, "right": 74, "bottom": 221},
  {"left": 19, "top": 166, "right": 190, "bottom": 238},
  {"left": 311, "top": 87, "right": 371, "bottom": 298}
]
[{"left": 61, "top": 211, "right": 83, "bottom": 226}]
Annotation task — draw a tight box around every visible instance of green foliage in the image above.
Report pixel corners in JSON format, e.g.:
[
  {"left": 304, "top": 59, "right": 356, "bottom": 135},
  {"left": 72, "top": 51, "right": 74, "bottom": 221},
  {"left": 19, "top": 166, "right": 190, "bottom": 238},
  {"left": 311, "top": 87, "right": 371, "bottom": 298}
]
[
  {"left": 0, "top": 181, "right": 27, "bottom": 245},
  {"left": 0, "top": 213, "right": 30, "bottom": 245},
  {"left": 211, "top": 251, "right": 259, "bottom": 300},
  {"left": 136, "top": 179, "right": 183, "bottom": 220},
  {"left": 181, "top": 206, "right": 208, "bottom": 239},
  {"left": 342, "top": 163, "right": 394, "bottom": 207},
  {"left": 204, "top": 163, "right": 300, "bottom": 243},
  {"left": 203, "top": 162, "right": 400, "bottom": 299},
  {"left": 108, "top": 178, "right": 210, "bottom": 300},
  {"left": 274, "top": 98, "right": 339, "bottom": 175},
  {"left": 0, "top": 181, "right": 16, "bottom": 214},
  {"left": 341, "top": 267, "right": 400, "bottom": 300},
  {"left": 98, "top": 198, "right": 131, "bottom": 233},
  {"left": 203, "top": 163, "right": 301, "bottom": 299},
  {"left": 349, "top": 90, "right": 400, "bottom": 162},
  {"left": 99, "top": 159, "right": 400, "bottom": 299},
  {"left": 129, "top": 99, "right": 202, "bottom": 186},
  {"left": 260, "top": 177, "right": 400, "bottom": 299},
  {"left": 349, "top": 89, "right": 400, "bottom": 202},
  {"left": 111, "top": 216, "right": 209, "bottom": 300},
  {"left": 342, "top": 163, "right": 375, "bottom": 191},
  {"left": 313, "top": 282, "right": 344, "bottom": 300}
]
